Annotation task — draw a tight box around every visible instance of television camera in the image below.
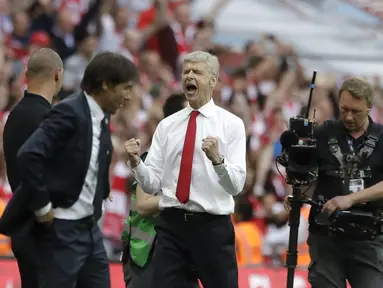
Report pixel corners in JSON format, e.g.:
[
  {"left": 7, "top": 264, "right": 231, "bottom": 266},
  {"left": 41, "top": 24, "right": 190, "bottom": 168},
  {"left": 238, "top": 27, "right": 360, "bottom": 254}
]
[
  {"left": 276, "top": 71, "right": 318, "bottom": 288},
  {"left": 276, "top": 73, "right": 318, "bottom": 186}
]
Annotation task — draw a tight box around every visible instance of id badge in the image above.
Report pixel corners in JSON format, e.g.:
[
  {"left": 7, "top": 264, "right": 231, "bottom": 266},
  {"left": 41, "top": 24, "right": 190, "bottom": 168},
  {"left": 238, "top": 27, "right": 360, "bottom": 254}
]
[{"left": 349, "top": 179, "right": 364, "bottom": 193}]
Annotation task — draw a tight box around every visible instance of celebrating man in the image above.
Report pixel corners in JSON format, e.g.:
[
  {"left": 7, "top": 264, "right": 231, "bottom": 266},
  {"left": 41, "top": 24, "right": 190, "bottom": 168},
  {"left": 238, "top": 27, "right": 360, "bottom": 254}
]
[{"left": 125, "top": 51, "right": 246, "bottom": 288}]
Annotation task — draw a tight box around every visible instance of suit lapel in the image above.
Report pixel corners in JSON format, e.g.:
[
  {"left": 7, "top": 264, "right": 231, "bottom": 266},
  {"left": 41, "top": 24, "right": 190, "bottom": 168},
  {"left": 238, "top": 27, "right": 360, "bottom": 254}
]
[{"left": 79, "top": 92, "right": 93, "bottom": 178}]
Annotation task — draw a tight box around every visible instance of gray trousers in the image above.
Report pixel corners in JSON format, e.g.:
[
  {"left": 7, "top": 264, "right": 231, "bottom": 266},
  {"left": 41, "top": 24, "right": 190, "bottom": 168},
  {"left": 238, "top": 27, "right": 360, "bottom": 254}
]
[
  {"left": 36, "top": 218, "right": 110, "bottom": 288},
  {"left": 308, "top": 233, "right": 383, "bottom": 288}
]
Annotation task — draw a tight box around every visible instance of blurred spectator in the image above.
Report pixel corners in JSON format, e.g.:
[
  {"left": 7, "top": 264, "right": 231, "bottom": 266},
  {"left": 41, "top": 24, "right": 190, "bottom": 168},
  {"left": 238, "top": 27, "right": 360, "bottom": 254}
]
[
  {"left": 0, "top": 198, "right": 11, "bottom": 256},
  {"left": 233, "top": 196, "right": 263, "bottom": 266},
  {"left": 4, "top": 10, "right": 30, "bottom": 60},
  {"left": 99, "top": 4, "right": 129, "bottom": 52},
  {"left": 61, "top": 26, "right": 98, "bottom": 95},
  {"left": 120, "top": 28, "right": 140, "bottom": 64}
]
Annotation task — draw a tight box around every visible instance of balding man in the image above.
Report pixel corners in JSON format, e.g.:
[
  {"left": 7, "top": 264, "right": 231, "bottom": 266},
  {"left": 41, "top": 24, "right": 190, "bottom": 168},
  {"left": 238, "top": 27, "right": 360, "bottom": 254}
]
[{"left": 1, "top": 48, "right": 63, "bottom": 288}]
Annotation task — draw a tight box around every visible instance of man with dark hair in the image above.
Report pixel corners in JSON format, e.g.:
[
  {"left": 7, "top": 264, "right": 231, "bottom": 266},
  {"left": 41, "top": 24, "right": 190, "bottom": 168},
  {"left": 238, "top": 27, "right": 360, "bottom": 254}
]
[
  {"left": 81, "top": 52, "right": 139, "bottom": 97},
  {"left": 13, "top": 51, "right": 139, "bottom": 288},
  {"left": 2, "top": 48, "right": 63, "bottom": 288}
]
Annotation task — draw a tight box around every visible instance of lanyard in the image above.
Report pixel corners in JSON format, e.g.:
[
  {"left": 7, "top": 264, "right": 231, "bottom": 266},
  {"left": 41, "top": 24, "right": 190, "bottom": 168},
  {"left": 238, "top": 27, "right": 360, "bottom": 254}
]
[
  {"left": 347, "top": 137, "right": 355, "bottom": 153},
  {"left": 346, "top": 137, "right": 362, "bottom": 181}
]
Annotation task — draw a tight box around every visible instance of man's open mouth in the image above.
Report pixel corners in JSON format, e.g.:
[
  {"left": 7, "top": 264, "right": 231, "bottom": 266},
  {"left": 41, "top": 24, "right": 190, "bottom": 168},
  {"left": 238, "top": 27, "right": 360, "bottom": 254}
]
[{"left": 186, "top": 83, "right": 197, "bottom": 93}]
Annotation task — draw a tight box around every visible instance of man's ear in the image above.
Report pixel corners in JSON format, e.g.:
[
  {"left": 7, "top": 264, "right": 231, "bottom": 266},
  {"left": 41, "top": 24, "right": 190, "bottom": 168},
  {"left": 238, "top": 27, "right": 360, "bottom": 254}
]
[
  {"left": 54, "top": 68, "right": 60, "bottom": 81},
  {"left": 101, "top": 81, "right": 109, "bottom": 91},
  {"left": 209, "top": 77, "right": 217, "bottom": 88}
]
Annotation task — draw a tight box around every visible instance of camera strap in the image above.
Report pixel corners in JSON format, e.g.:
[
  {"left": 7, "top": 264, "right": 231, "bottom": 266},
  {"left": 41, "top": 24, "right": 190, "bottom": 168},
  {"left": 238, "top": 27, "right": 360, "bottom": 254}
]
[
  {"left": 358, "top": 124, "right": 382, "bottom": 160},
  {"left": 327, "top": 122, "right": 382, "bottom": 181}
]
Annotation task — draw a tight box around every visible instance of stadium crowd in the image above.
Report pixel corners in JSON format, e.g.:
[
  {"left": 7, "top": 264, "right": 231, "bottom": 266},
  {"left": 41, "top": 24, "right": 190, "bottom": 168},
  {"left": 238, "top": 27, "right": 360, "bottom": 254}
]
[{"left": 0, "top": 0, "right": 383, "bottom": 269}]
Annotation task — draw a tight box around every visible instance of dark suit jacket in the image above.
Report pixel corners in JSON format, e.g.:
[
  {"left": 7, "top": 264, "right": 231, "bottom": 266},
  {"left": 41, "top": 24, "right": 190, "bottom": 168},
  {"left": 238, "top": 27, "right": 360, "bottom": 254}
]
[
  {"left": 1, "top": 92, "right": 51, "bottom": 235},
  {"left": 4, "top": 92, "right": 51, "bottom": 193},
  {"left": 0, "top": 92, "right": 112, "bottom": 235}
]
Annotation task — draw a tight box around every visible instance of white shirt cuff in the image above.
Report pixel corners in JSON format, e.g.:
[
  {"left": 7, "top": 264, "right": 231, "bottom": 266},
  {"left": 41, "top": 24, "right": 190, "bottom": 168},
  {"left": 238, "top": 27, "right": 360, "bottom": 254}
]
[
  {"left": 34, "top": 202, "right": 52, "bottom": 216},
  {"left": 213, "top": 162, "right": 227, "bottom": 177},
  {"left": 131, "top": 158, "right": 144, "bottom": 172},
  {"left": 127, "top": 158, "right": 143, "bottom": 173}
]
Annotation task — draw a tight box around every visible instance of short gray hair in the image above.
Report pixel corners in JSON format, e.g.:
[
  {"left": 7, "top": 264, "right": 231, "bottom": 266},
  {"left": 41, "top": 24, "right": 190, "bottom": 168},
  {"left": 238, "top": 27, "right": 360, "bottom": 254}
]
[{"left": 183, "top": 51, "right": 220, "bottom": 79}]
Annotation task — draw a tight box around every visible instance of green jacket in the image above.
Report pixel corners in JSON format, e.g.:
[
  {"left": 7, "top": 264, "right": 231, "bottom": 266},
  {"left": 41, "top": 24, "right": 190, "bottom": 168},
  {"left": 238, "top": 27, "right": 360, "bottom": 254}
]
[{"left": 121, "top": 152, "right": 157, "bottom": 267}]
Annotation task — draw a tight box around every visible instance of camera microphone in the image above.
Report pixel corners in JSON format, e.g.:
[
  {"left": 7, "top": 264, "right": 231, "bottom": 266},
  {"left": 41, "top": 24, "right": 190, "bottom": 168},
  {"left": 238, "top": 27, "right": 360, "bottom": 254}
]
[{"left": 280, "top": 130, "right": 299, "bottom": 152}]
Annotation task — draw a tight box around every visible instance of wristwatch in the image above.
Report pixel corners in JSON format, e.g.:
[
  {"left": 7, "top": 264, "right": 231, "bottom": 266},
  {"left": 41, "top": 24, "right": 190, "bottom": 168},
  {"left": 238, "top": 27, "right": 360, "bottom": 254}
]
[{"left": 213, "top": 155, "right": 225, "bottom": 166}]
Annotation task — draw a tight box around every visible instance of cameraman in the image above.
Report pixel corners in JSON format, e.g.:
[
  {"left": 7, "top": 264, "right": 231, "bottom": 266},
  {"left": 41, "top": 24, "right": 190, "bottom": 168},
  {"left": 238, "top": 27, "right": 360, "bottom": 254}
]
[{"left": 289, "top": 78, "right": 383, "bottom": 288}]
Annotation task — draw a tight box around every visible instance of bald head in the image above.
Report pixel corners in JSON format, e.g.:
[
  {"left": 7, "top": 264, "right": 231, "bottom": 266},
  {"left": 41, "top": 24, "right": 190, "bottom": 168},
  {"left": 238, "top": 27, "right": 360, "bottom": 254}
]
[
  {"left": 26, "top": 48, "right": 63, "bottom": 81},
  {"left": 26, "top": 48, "right": 64, "bottom": 100}
]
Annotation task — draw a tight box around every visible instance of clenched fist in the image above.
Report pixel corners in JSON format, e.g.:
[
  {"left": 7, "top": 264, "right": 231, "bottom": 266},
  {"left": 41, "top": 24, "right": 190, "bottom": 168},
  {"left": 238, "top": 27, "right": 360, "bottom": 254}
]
[
  {"left": 202, "top": 137, "right": 221, "bottom": 164},
  {"left": 124, "top": 138, "right": 141, "bottom": 168}
]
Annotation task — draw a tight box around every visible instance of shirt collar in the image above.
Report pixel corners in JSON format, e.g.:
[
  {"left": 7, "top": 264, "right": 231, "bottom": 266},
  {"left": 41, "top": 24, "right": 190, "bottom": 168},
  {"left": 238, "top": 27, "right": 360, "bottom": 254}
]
[
  {"left": 24, "top": 91, "right": 51, "bottom": 109},
  {"left": 340, "top": 116, "right": 373, "bottom": 138},
  {"left": 84, "top": 92, "right": 105, "bottom": 122},
  {"left": 184, "top": 99, "right": 216, "bottom": 118}
]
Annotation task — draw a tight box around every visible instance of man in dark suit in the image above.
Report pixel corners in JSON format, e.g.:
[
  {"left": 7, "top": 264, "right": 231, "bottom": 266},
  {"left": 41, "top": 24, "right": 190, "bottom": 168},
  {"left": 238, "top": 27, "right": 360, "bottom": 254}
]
[
  {"left": 15, "top": 51, "right": 139, "bottom": 288},
  {"left": 3, "top": 48, "right": 64, "bottom": 288}
]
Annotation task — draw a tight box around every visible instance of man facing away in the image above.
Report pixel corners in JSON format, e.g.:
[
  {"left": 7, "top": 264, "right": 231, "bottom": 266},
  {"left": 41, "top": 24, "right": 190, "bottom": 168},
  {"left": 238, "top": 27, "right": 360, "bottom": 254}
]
[
  {"left": 122, "top": 93, "right": 199, "bottom": 288},
  {"left": 125, "top": 51, "right": 247, "bottom": 288},
  {"left": 2, "top": 48, "right": 63, "bottom": 288},
  {"left": 15, "top": 51, "right": 140, "bottom": 288}
]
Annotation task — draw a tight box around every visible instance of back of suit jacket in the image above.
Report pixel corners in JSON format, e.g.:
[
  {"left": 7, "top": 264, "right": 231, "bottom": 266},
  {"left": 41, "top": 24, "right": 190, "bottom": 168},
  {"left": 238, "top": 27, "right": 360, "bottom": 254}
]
[
  {"left": 3, "top": 92, "right": 51, "bottom": 193},
  {"left": 17, "top": 92, "right": 113, "bottom": 213}
]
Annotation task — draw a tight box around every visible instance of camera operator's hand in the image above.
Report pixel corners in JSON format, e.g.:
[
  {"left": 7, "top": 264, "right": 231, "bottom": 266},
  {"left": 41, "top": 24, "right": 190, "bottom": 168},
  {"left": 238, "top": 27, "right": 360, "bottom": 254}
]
[{"left": 322, "top": 195, "right": 354, "bottom": 215}]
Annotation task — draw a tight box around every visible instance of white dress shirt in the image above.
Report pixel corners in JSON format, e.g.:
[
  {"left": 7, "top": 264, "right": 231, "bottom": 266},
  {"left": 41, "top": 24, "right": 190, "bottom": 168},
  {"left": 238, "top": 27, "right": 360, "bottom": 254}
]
[
  {"left": 131, "top": 99, "right": 247, "bottom": 215},
  {"left": 52, "top": 93, "right": 104, "bottom": 220}
]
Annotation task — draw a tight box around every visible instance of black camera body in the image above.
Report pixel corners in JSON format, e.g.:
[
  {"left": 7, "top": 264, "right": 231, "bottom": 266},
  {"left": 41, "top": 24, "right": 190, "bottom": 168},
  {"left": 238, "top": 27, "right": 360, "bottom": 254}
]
[
  {"left": 277, "top": 116, "right": 318, "bottom": 186},
  {"left": 289, "top": 116, "right": 314, "bottom": 140}
]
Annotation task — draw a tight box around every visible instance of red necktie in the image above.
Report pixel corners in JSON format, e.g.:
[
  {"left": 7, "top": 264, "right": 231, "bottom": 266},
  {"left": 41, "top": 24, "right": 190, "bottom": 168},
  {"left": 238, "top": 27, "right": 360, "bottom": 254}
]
[{"left": 176, "top": 110, "right": 199, "bottom": 204}]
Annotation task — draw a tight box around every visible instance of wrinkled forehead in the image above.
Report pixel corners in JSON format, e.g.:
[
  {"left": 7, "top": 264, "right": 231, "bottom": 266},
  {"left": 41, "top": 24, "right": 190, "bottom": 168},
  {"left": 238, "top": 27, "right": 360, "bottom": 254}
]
[
  {"left": 339, "top": 91, "right": 369, "bottom": 109},
  {"left": 182, "top": 61, "right": 209, "bottom": 73}
]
